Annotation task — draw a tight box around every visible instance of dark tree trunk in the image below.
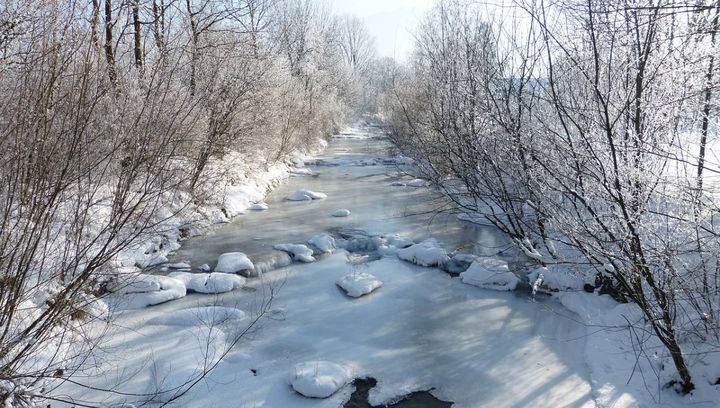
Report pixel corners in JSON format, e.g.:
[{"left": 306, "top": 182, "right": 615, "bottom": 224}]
[
  {"left": 133, "top": 1, "right": 143, "bottom": 70},
  {"left": 104, "top": 0, "right": 117, "bottom": 85}
]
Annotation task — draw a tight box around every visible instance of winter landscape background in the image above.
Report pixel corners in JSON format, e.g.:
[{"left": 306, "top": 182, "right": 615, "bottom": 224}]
[{"left": 1, "top": 0, "right": 719, "bottom": 407}]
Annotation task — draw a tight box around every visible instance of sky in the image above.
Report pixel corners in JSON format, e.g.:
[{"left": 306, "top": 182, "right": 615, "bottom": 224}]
[{"left": 329, "top": 0, "right": 435, "bottom": 61}]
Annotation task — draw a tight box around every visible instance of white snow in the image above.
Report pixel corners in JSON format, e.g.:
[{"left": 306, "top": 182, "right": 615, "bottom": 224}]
[
  {"left": 147, "top": 306, "right": 246, "bottom": 327},
  {"left": 288, "top": 189, "right": 327, "bottom": 201},
  {"left": 290, "top": 361, "right": 351, "bottom": 398},
  {"left": 248, "top": 202, "right": 269, "bottom": 210},
  {"left": 336, "top": 272, "right": 383, "bottom": 297},
  {"left": 396, "top": 240, "right": 449, "bottom": 267},
  {"left": 331, "top": 209, "right": 351, "bottom": 217},
  {"left": 137, "top": 254, "right": 168, "bottom": 268},
  {"left": 215, "top": 252, "right": 255, "bottom": 274},
  {"left": 406, "top": 179, "right": 429, "bottom": 187},
  {"left": 460, "top": 258, "right": 520, "bottom": 291},
  {"left": 308, "top": 234, "right": 336, "bottom": 254},
  {"left": 273, "top": 244, "right": 316, "bottom": 262},
  {"left": 528, "top": 265, "right": 585, "bottom": 292},
  {"left": 168, "top": 271, "right": 245, "bottom": 294}
]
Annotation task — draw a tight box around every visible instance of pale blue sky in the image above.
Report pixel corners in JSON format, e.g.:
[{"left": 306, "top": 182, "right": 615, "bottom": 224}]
[{"left": 330, "top": 0, "right": 435, "bottom": 60}]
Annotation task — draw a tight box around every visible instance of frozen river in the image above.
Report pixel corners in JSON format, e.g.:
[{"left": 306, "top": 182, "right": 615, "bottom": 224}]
[
  {"left": 64, "top": 127, "right": 596, "bottom": 408},
  {"left": 169, "top": 128, "right": 512, "bottom": 275}
]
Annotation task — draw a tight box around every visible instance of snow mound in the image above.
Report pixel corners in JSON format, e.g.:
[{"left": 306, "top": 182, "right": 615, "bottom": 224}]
[
  {"left": 120, "top": 275, "right": 187, "bottom": 309},
  {"left": 168, "top": 271, "right": 245, "bottom": 294},
  {"left": 147, "top": 306, "right": 246, "bottom": 327},
  {"left": 461, "top": 258, "right": 519, "bottom": 291},
  {"left": 308, "top": 234, "right": 336, "bottom": 254},
  {"left": 274, "top": 244, "right": 316, "bottom": 262},
  {"left": 215, "top": 252, "right": 255, "bottom": 275},
  {"left": 288, "top": 189, "right": 327, "bottom": 201},
  {"left": 249, "top": 202, "right": 269, "bottom": 211},
  {"left": 290, "top": 361, "right": 351, "bottom": 398},
  {"left": 336, "top": 272, "right": 383, "bottom": 297},
  {"left": 406, "top": 178, "right": 429, "bottom": 187},
  {"left": 332, "top": 209, "right": 351, "bottom": 217},
  {"left": 397, "top": 240, "right": 449, "bottom": 267},
  {"left": 390, "top": 181, "right": 406, "bottom": 186}
]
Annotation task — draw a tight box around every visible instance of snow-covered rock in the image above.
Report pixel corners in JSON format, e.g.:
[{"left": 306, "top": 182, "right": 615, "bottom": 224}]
[
  {"left": 274, "top": 244, "right": 315, "bottom": 262},
  {"left": 331, "top": 209, "right": 351, "bottom": 217},
  {"left": 167, "top": 261, "right": 191, "bottom": 270},
  {"left": 385, "top": 235, "right": 413, "bottom": 249},
  {"left": 248, "top": 202, "right": 269, "bottom": 211},
  {"left": 288, "top": 189, "right": 327, "bottom": 201},
  {"left": 406, "top": 178, "right": 429, "bottom": 187},
  {"left": 460, "top": 258, "right": 519, "bottom": 291},
  {"left": 336, "top": 272, "right": 383, "bottom": 297},
  {"left": 215, "top": 252, "right": 255, "bottom": 276},
  {"left": 308, "top": 234, "right": 336, "bottom": 254},
  {"left": 147, "top": 306, "right": 246, "bottom": 326},
  {"left": 441, "top": 253, "right": 477, "bottom": 274},
  {"left": 199, "top": 263, "right": 211, "bottom": 272},
  {"left": 168, "top": 271, "right": 245, "bottom": 294},
  {"left": 390, "top": 181, "right": 406, "bottom": 187},
  {"left": 397, "top": 240, "right": 449, "bottom": 267},
  {"left": 290, "top": 361, "right": 351, "bottom": 398}
]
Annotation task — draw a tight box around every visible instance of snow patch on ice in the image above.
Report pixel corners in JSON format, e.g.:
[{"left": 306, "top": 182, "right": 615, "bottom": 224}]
[
  {"left": 288, "top": 189, "right": 327, "bottom": 201},
  {"left": 274, "top": 244, "right": 316, "bottom": 262},
  {"left": 332, "top": 209, "right": 351, "bottom": 217},
  {"left": 308, "top": 234, "right": 336, "bottom": 254},
  {"left": 336, "top": 272, "right": 383, "bottom": 297},
  {"left": 406, "top": 179, "right": 429, "bottom": 187}
]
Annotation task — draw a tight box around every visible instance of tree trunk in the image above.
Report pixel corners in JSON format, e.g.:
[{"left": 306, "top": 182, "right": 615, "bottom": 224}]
[
  {"left": 133, "top": 1, "right": 143, "bottom": 70},
  {"left": 104, "top": 0, "right": 117, "bottom": 85}
]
